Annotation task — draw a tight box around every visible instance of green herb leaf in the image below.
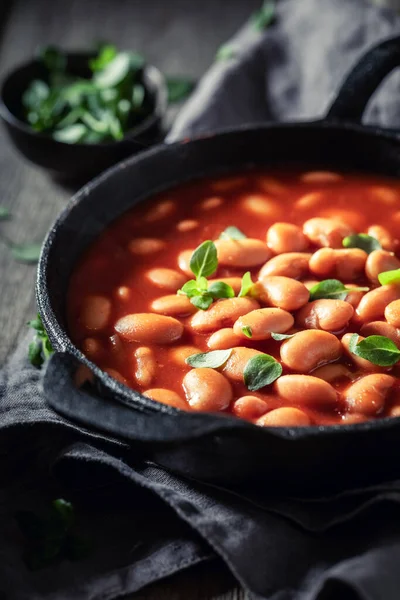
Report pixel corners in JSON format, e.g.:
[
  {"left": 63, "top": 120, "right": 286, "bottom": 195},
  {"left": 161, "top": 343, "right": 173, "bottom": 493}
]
[
  {"left": 22, "top": 80, "right": 50, "bottom": 110},
  {"left": 11, "top": 243, "right": 42, "bottom": 264},
  {"left": 53, "top": 124, "right": 88, "bottom": 143},
  {"left": 89, "top": 44, "right": 117, "bottom": 71},
  {"left": 186, "top": 348, "right": 232, "bottom": 368},
  {"left": 178, "top": 280, "right": 200, "bottom": 297},
  {"left": 252, "top": 0, "right": 276, "bottom": 30},
  {"left": 208, "top": 281, "right": 235, "bottom": 299},
  {"left": 349, "top": 333, "right": 400, "bottom": 366},
  {"left": 166, "top": 77, "right": 195, "bottom": 103},
  {"left": 309, "top": 279, "right": 368, "bottom": 301},
  {"left": 215, "top": 44, "right": 237, "bottom": 61},
  {"left": 190, "top": 294, "right": 213, "bottom": 311},
  {"left": 219, "top": 226, "right": 247, "bottom": 241},
  {"left": 271, "top": 332, "right": 295, "bottom": 341},
  {"left": 132, "top": 84, "right": 145, "bottom": 109},
  {"left": 0, "top": 206, "right": 10, "bottom": 220},
  {"left": 242, "top": 326, "right": 253, "bottom": 338},
  {"left": 342, "top": 233, "right": 381, "bottom": 254},
  {"left": 243, "top": 354, "right": 282, "bottom": 391},
  {"left": 94, "top": 52, "right": 132, "bottom": 88},
  {"left": 39, "top": 46, "right": 66, "bottom": 71},
  {"left": 189, "top": 240, "right": 218, "bottom": 279},
  {"left": 27, "top": 313, "right": 53, "bottom": 367},
  {"left": 378, "top": 268, "right": 400, "bottom": 286},
  {"left": 238, "top": 271, "right": 255, "bottom": 298}
]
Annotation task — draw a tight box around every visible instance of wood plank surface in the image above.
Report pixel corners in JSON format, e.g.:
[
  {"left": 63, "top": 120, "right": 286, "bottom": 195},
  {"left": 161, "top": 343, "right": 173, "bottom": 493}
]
[{"left": 0, "top": 0, "right": 259, "bottom": 597}]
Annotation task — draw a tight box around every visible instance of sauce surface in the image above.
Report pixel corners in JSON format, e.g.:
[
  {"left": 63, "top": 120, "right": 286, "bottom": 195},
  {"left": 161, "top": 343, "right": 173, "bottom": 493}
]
[{"left": 67, "top": 168, "right": 400, "bottom": 426}]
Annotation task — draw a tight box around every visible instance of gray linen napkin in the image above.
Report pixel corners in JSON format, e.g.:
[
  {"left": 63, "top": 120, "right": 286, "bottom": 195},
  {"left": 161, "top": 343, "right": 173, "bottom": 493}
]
[{"left": 3, "top": 0, "right": 400, "bottom": 599}]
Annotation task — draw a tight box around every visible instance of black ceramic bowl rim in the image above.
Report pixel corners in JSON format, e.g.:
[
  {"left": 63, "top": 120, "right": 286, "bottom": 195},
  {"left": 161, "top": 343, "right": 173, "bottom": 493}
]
[
  {"left": 36, "top": 120, "right": 400, "bottom": 442},
  {"left": 0, "top": 52, "right": 168, "bottom": 147}
]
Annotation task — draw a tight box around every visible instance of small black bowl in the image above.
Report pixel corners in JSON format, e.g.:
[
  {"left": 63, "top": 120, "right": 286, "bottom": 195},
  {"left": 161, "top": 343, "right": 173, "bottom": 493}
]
[{"left": 0, "top": 52, "right": 167, "bottom": 180}]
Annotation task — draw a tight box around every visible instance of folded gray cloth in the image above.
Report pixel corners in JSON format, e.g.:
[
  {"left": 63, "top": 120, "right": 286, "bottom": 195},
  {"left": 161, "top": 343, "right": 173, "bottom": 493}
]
[{"left": 3, "top": 0, "right": 400, "bottom": 599}]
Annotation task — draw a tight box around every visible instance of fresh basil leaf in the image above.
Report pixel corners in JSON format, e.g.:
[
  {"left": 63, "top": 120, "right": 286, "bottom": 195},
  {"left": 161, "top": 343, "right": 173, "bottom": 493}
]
[
  {"left": 166, "top": 77, "right": 195, "bottom": 103},
  {"left": 39, "top": 46, "right": 66, "bottom": 72},
  {"left": 378, "top": 269, "right": 400, "bottom": 286},
  {"left": 197, "top": 276, "right": 209, "bottom": 292},
  {"left": 243, "top": 354, "right": 282, "bottom": 391},
  {"left": 342, "top": 233, "right": 381, "bottom": 254},
  {"left": 190, "top": 294, "right": 213, "bottom": 311},
  {"left": 53, "top": 124, "right": 88, "bottom": 143},
  {"left": 177, "top": 280, "right": 200, "bottom": 297},
  {"left": 28, "top": 339, "right": 44, "bottom": 367},
  {"left": 51, "top": 499, "right": 74, "bottom": 532},
  {"left": 309, "top": 279, "right": 368, "bottom": 301},
  {"left": 219, "top": 226, "right": 247, "bottom": 241},
  {"left": 350, "top": 334, "right": 400, "bottom": 366},
  {"left": 215, "top": 44, "right": 237, "bottom": 61},
  {"left": 0, "top": 206, "right": 10, "bottom": 220},
  {"left": 11, "top": 242, "right": 42, "bottom": 263},
  {"left": 252, "top": 0, "right": 276, "bottom": 30},
  {"left": 89, "top": 44, "right": 117, "bottom": 71},
  {"left": 186, "top": 348, "right": 232, "bottom": 368},
  {"left": 81, "top": 111, "right": 109, "bottom": 133},
  {"left": 242, "top": 326, "right": 253, "bottom": 338},
  {"left": 208, "top": 281, "right": 235, "bottom": 299},
  {"left": 271, "top": 332, "right": 295, "bottom": 341},
  {"left": 189, "top": 240, "right": 218, "bottom": 279},
  {"left": 94, "top": 52, "right": 132, "bottom": 88},
  {"left": 22, "top": 80, "right": 50, "bottom": 110},
  {"left": 28, "top": 314, "right": 53, "bottom": 367},
  {"left": 238, "top": 271, "right": 254, "bottom": 297}
]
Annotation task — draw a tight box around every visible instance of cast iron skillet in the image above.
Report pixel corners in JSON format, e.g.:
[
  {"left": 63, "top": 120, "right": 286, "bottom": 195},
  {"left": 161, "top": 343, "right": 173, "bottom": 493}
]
[{"left": 38, "top": 37, "right": 400, "bottom": 496}]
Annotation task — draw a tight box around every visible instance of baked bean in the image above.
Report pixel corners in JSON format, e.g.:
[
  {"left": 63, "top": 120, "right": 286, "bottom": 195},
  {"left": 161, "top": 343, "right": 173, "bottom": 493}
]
[
  {"left": 280, "top": 330, "right": 342, "bottom": 373},
  {"left": 360, "top": 321, "right": 400, "bottom": 347},
  {"left": 257, "top": 407, "right": 311, "bottom": 427},
  {"left": 115, "top": 313, "right": 184, "bottom": 344},
  {"left": 144, "top": 199, "right": 175, "bottom": 222},
  {"left": 233, "top": 307, "right": 294, "bottom": 340},
  {"left": 74, "top": 364, "right": 94, "bottom": 388},
  {"left": 369, "top": 186, "right": 398, "bottom": 205},
  {"left": 341, "top": 332, "right": 382, "bottom": 372},
  {"left": 208, "top": 277, "right": 243, "bottom": 295},
  {"left": 115, "top": 286, "right": 130, "bottom": 301},
  {"left": 343, "top": 374, "right": 395, "bottom": 415},
  {"left": 300, "top": 171, "right": 342, "bottom": 183},
  {"left": 134, "top": 347, "right": 156, "bottom": 387},
  {"left": 258, "top": 176, "right": 287, "bottom": 195},
  {"left": 309, "top": 248, "right": 367, "bottom": 280},
  {"left": 241, "top": 194, "right": 282, "bottom": 219},
  {"left": 190, "top": 297, "right": 259, "bottom": 333},
  {"left": 345, "top": 290, "right": 365, "bottom": 309},
  {"left": 258, "top": 252, "right": 312, "bottom": 279},
  {"left": 365, "top": 250, "right": 400, "bottom": 283},
  {"left": 201, "top": 196, "right": 223, "bottom": 210},
  {"left": 312, "top": 364, "right": 353, "bottom": 383},
  {"left": 104, "top": 368, "right": 128, "bottom": 386},
  {"left": 207, "top": 328, "right": 243, "bottom": 350},
  {"left": 144, "top": 388, "right": 189, "bottom": 410},
  {"left": 385, "top": 299, "right": 400, "bottom": 328},
  {"left": 256, "top": 276, "right": 309, "bottom": 311},
  {"left": 367, "top": 225, "right": 397, "bottom": 252},
  {"left": 302, "top": 279, "right": 320, "bottom": 290},
  {"left": 214, "top": 238, "right": 271, "bottom": 268},
  {"left": 303, "top": 218, "right": 353, "bottom": 248},
  {"left": 169, "top": 345, "right": 202, "bottom": 368},
  {"left": 183, "top": 368, "right": 233, "bottom": 411},
  {"left": 319, "top": 209, "right": 366, "bottom": 231},
  {"left": 146, "top": 268, "right": 187, "bottom": 291},
  {"left": 232, "top": 396, "right": 271, "bottom": 420},
  {"left": 266, "top": 223, "right": 309, "bottom": 254},
  {"left": 128, "top": 238, "right": 165, "bottom": 255},
  {"left": 222, "top": 347, "right": 263, "bottom": 382},
  {"left": 82, "top": 337, "right": 103, "bottom": 360},
  {"left": 176, "top": 219, "right": 198, "bottom": 232},
  {"left": 356, "top": 285, "right": 400, "bottom": 322},
  {"left": 295, "top": 192, "right": 323, "bottom": 210},
  {"left": 212, "top": 176, "right": 245, "bottom": 192},
  {"left": 340, "top": 413, "right": 368, "bottom": 424},
  {"left": 151, "top": 295, "right": 197, "bottom": 317},
  {"left": 296, "top": 299, "right": 354, "bottom": 332},
  {"left": 81, "top": 295, "right": 111, "bottom": 331},
  {"left": 275, "top": 375, "right": 337, "bottom": 406},
  {"left": 178, "top": 249, "right": 194, "bottom": 276}
]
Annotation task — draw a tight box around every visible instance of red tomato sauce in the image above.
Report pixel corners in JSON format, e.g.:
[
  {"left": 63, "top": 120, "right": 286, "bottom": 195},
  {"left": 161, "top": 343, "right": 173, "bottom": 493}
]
[{"left": 67, "top": 168, "right": 400, "bottom": 426}]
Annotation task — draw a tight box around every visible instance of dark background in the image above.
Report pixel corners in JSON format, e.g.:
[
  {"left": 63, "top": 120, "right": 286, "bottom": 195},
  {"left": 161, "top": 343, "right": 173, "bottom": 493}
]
[{"left": 0, "top": 1, "right": 259, "bottom": 597}]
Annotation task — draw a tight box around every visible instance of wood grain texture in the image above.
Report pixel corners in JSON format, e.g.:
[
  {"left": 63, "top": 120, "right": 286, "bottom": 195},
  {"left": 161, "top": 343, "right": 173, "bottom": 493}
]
[{"left": 0, "top": 0, "right": 259, "bottom": 597}]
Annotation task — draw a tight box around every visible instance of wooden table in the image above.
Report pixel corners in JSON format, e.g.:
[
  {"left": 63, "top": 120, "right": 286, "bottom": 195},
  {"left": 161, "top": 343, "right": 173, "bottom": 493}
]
[{"left": 0, "top": 0, "right": 260, "bottom": 597}]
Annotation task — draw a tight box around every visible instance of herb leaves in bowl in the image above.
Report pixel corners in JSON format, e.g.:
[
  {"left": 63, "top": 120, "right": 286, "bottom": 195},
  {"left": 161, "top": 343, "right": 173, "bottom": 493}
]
[{"left": 22, "top": 44, "right": 154, "bottom": 144}]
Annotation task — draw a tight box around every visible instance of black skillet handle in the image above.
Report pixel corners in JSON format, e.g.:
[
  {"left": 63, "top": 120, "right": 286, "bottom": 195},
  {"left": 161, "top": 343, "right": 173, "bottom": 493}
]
[
  {"left": 327, "top": 36, "right": 400, "bottom": 123},
  {"left": 43, "top": 352, "right": 244, "bottom": 445}
]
